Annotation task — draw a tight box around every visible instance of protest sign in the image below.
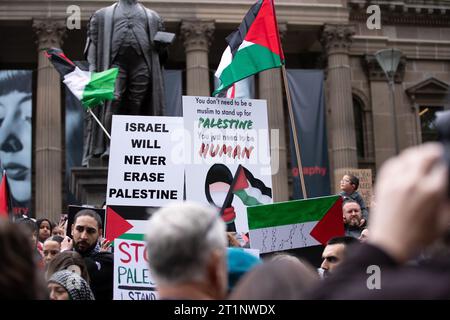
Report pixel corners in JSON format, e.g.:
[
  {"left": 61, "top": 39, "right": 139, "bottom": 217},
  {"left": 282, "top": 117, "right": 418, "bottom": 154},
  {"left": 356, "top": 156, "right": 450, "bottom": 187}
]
[
  {"left": 107, "top": 206, "right": 156, "bottom": 300},
  {"left": 106, "top": 115, "right": 184, "bottom": 300},
  {"left": 113, "top": 237, "right": 157, "bottom": 300},
  {"left": 183, "top": 96, "right": 272, "bottom": 234}
]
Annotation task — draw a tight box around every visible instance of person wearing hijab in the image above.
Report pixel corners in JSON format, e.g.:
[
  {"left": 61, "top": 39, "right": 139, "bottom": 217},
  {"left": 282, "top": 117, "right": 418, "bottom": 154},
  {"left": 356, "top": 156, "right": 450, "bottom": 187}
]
[{"left": 47, "top": 270, "right": 95, "bottom": 300}]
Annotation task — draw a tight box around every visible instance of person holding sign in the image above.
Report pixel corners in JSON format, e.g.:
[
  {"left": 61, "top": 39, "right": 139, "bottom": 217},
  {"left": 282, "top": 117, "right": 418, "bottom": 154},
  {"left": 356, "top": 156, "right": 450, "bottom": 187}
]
[{"left": 71, "top": 209, "right": 113, "bottom": 300}]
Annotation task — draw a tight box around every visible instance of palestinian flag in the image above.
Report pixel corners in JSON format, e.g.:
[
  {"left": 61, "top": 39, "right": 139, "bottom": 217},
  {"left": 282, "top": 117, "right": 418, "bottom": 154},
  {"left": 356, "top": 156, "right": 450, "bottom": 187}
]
[
  {"left": 0, "top": 171, "right": 11, "bottom": 219},
  {"left": 45, "top": 48, "right": 118, "bottom": 109},
  {"left": 247, "top": 195, "right": 344, "bottom": 253},
  {"left": 231, "top": 165, "right": 272, "bottom": 206},
  {"left": 213, "top": 0, "right": 284, "bottom": 96},
  {"left": 105, "top": 206, "right": 156, "bottom": 242},
  {"left": 228, "top": 77, "right": 253, "bottom": 99}
]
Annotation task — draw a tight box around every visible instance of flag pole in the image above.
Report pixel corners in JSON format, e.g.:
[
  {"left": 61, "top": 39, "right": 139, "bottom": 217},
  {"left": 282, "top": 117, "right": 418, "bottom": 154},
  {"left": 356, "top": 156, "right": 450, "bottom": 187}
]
[
  {"left": 281, "top": 65, "right": 308, "bottom": 199},
  {"left": 87, "top": 108, "right": 111, "bottom": 140}
]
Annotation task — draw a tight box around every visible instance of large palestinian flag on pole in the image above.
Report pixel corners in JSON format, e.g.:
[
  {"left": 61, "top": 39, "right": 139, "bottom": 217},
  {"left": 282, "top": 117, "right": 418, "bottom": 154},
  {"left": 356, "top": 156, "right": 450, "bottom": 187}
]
[
  {"left": 213, "top": 0, "right": 284, "bottom": 96},
  {"left": 45, "top": 48, "right": 118, "bottom": 109},
  {"left": 247, "top": 195, "right": 344, "bottom": 253}
]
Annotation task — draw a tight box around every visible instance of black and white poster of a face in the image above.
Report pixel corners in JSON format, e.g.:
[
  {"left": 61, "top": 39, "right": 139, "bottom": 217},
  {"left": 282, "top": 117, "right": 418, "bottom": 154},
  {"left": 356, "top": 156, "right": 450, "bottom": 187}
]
[{"left": 0, "top": 70, "right": 32, "bottom": 217}]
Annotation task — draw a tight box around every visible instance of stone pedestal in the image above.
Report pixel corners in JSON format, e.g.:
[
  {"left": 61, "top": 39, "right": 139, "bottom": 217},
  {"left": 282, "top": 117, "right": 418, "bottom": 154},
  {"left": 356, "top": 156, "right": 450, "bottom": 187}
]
[
  {"left": 70, "top": 167, "right": 108, "bottom": 207},
  {"left": 33, "top": 19, "right": 65, "bottom": 222},
  {"left": 181, "top": 20, "right": 215, "bottom": 96}
]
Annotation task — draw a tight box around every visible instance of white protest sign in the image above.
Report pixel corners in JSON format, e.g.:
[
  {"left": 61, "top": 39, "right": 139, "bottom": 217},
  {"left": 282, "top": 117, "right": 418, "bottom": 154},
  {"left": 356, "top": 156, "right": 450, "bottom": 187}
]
[
  {"left": 113, "top": 238, "right": 158, "bottom": 300},
  {"left": 106, "top": 115, "right": 184, "bottom": 206},
  {"left": 183, "top": 96, "right": 272, "bottom": 234}
]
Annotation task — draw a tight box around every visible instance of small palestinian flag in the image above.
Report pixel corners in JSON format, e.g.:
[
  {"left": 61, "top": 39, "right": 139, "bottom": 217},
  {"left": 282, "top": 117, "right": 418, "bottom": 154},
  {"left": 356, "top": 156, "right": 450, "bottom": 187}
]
[
  {"left": 45, "top": 48, "right": 118, "bottom": 109},
  {"left": 247, "top": 195, "right": 344, "bottom": 253},
  {"left": 232, "top": 165, "right": 272, "bottom": 206},
  {"left": 0, "top": 171, "right": 11, "bottom": 219},
  {"left": 213, "top": 0, "right": 284, "bottom": 96}
]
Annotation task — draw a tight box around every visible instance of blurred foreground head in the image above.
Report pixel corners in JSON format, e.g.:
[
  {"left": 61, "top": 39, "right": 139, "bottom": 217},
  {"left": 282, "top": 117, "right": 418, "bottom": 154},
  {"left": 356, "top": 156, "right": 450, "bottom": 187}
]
[
  {"left": 229, "top": 256, "right": 319, "bottom": 300},
  {"left": 369, "top": 142, "right": 449, "bottom": 263},
  {"left": 435, "top": 110, "right": 450, "bottom": 198},
  {"left": 0, "top": 219, "right": 45, "bottom": 299},
  {"left": 146, "top": 201, "right": 228, "bottom": 299}
]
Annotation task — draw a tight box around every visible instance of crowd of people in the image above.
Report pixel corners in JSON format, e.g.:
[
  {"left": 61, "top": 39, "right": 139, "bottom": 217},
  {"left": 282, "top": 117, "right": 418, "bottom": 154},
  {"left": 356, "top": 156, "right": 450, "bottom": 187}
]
[
  {"left": 2, "top": 209, "right": 113, "bottom": 300},
  {"left": 0, "top": 142, "right": 449, "bottom": 300}
]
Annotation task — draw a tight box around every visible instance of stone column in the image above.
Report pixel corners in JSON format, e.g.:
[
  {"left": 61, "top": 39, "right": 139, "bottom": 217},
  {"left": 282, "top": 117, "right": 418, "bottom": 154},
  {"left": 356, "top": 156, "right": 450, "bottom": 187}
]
[
  {"left": 181, "top": 20, "right": 215, "bottom": 96},
  {"left": 321, "top": 24, "right": 358, "bottom": 170},
  {"left": 33, "top": 19, "right": 66, "bottom": 222},
  {"left": 364, "top": 55, "right": 406, "bottom": 169},
  {"left": 258, "top": 24, "right": 289, "bottom": 202}
]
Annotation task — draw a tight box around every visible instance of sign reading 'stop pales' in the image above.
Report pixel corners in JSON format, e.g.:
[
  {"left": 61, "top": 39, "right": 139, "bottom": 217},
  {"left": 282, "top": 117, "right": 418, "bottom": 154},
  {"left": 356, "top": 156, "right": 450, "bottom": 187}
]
[
  {"left": 183, "top": 96, "right": 272, "bottom": 234},
  {"left": 106, "top": 115, "right": 184, "bottom": 206}
]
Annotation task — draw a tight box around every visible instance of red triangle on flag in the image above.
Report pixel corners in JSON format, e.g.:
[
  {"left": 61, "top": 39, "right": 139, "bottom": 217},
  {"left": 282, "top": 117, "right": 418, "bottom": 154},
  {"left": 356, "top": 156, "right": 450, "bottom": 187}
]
[
  {"left": 233, "top": 166, "right": 249, "bottom": 192},
  {"left": 105, "top": 206, "right": 133, "bottom": 241},
  {"left": 0, "top": 172, "right": 10, "bottom": 218},
  {"left": 244, "top": 0, "right": 284, "bottom": 59},
  {"left": 309, "top": 197, "right": 344, "bottom": 245}
]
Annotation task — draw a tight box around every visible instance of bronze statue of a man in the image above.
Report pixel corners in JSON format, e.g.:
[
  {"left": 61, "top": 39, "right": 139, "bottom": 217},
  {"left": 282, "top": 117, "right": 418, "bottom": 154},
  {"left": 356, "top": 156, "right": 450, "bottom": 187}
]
[{"left": 83, "top": 0, "right": 167, "bottom": 164}]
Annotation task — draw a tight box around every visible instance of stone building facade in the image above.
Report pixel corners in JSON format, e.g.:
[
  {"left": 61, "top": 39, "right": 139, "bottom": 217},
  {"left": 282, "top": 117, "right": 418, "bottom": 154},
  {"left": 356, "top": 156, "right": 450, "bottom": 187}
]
[{"left": 0, "top": 0, "right": 449, "bottom": 221}]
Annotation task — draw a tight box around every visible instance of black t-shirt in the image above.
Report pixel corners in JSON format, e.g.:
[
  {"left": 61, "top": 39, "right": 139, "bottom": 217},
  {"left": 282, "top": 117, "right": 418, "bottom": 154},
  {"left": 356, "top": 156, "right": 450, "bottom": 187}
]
[{"left": 84, "top": 251, "right": 114, "bottom": 300}]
